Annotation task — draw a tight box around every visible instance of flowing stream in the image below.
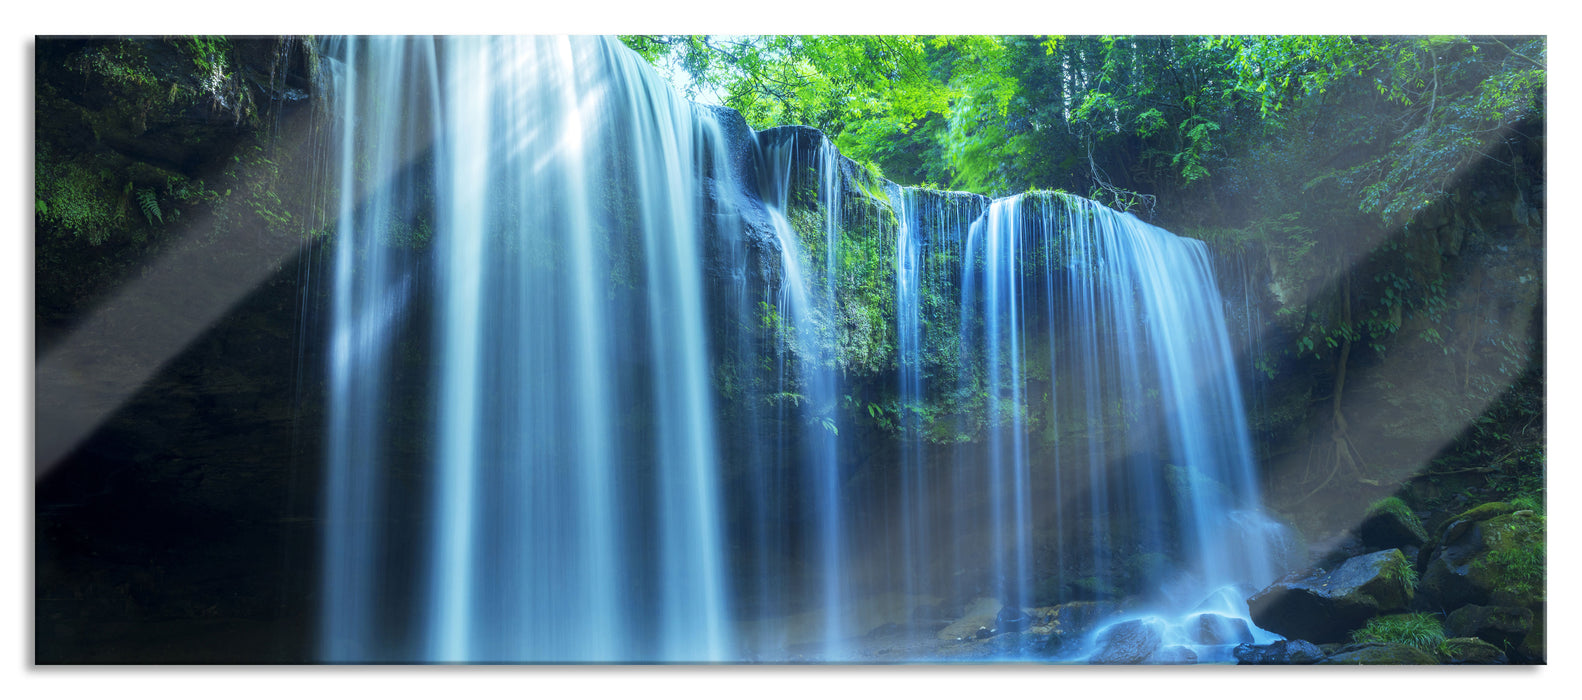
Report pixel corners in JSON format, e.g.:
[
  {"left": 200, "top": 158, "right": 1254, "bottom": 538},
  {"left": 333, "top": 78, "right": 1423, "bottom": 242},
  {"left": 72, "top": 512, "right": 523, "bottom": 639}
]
[{"left": 319, "top": 35, "right": 1289, "bottom": 663}]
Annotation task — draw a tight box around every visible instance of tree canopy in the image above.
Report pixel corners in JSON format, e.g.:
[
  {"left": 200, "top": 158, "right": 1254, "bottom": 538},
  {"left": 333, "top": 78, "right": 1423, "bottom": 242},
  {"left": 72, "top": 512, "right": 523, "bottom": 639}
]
[{"left": 620, "top": 35, "right": 1544, "bottom": 223}]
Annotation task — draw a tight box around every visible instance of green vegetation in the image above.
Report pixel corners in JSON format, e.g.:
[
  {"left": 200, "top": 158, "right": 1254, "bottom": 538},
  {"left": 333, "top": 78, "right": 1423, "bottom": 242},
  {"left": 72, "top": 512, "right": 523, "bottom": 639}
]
[
  {"left": 1365, "top": 496, "right": 1430, "bottom": 542},
  {"left": 1375, "top": 548, "right": 1419, "bottom": 592},
  {"left": 1473, "top": 512, "right": 1546, "bottom": 604},
  {"left": 1351, "top": 613, "right": 1446, "bottom": 652}
]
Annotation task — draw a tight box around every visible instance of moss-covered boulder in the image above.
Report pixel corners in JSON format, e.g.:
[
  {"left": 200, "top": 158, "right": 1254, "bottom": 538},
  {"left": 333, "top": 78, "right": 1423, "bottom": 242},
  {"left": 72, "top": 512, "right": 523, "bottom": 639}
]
[
  {"left": 1420, "top": 508, "right": 1545, "bottom": 610},
  {"left": 1247, "top": 548, "right": 1414, "bottom": 643},
  {"left": 1358, "top": 497, "right": 1429, "bottom": 551},
  {"left": 1516, "top": 609, "right": 1545, "bottom": 664},
  {"left": 1445, "top": 604, "right": 1532, "bottom": 649},
  {"left": 1317, "top": 642, "right": 1439, "bottom": 665},
  {"left": 1438, "top": 637, "right": 1508, "bottom": 664}
]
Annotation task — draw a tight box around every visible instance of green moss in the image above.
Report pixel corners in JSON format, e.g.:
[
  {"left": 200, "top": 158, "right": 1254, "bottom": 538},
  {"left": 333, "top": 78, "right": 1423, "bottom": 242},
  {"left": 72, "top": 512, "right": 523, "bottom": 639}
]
[
  {"left": 73, "top": 40, "right": 159, "bottom": 91},
  {"left": 1472, "top": 512, "right": 1545, "bottom": 604},
  {"left": 1376, "top": 548, "right": 1419, "bottom": 591},
  {"left": 1453, "top": 501, "right": 1517, "bottom": 523},
  {"left": 1367, "top": 496, "right": 1412, "bottom": 520},
  {"left": 35, "top": 153, "right": 124, "bottom": 245},
  {"left": 1366, "top": 496, "right": 1430, "bottom": 542},
  {"left": 1351, "top": 612, "right": 1445, "bottom": 652}
]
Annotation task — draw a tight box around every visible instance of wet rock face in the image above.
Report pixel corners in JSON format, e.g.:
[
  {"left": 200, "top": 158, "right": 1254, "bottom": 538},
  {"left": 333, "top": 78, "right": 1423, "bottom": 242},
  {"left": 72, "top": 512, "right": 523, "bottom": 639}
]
[
  {"left": 1187, "top": 612, "right": 1254, "bottom": 645},
  {"left": 35, "top": 36, "right": 323, "bottom": 664},
  {"left": 1246, "top": 548, "right": 1413, "bottom": 643},
  {"left": 994, "top": 605, "right": 1030, "bottom": 634},
  {"left": 1088, "top": 618, "right": 1164, "bottom": 664},
  {"left": 1232, "top": 639, "right": 1326, "bottom": 665},
  {"left": 1146, "top": 645, "right": 1198, "bottom": 664},
  {"left": 1031, "top": 600, "right": 1122, "bottom": 658}
]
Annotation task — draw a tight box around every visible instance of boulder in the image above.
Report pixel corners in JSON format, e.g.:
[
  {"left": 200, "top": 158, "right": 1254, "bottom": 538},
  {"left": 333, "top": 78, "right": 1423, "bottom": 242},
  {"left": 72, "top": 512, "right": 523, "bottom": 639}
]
[
  {"left": 1247, "top": 549, "right": 1414, "bottom": 643},
  {"left": 995, "top": 605, "right": 1030, "bottom": 634},
  {"left": 1187, "top": 612, "right": 1254, "bottom": 645},
  {"left": 1515, "top": 610, "right": 1545, "bottom": 664},
  {"left": 1420, "top": 509, "right": 1544, "bottom": 610},
  {"left": 1145, "top": 645, "right": 1199, "bottom": 664},
  {"left": 1032, "top": 601, "right": 1122, "bottom": 658},
  {"left": 1445, "top": 604, "right": 1532, "bottom": 649},
  {"left": 1358, "top": 498, "right": 1429, "bottom": 551},
  {"left": 1318, "top": 642, "right": 1439, "bottom": 664},
  {"left": 1088, "top": 618, "right": 1164, "bottom": 664},
  {"left": 1439, "top": 637, "right": 1508, "bottom": 664},
  {"left": 1232, "top": 639, "right": 1326, "bottom": 665}
]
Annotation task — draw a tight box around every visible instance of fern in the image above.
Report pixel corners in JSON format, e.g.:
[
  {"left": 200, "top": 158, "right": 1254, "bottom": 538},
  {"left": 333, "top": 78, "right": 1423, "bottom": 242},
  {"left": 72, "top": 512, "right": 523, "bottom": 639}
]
[{"left": 136, "top": 187, "right": 162, "bottom": 225}]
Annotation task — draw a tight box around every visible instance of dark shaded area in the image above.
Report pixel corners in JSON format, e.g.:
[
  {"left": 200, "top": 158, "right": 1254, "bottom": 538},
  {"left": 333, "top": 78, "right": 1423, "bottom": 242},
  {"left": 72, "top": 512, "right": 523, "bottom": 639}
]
[{"left": 36, "top": 242, "right": 328, "bottom": 663}]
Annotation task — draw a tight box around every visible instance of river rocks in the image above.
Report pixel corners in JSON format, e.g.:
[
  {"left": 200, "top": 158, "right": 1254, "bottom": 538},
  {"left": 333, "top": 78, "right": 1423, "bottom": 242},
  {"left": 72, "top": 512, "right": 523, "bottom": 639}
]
[
  {"left": 995, "top": 605, "right": 1030, "bottom": 634},
  {"left": 1439, "top": 637, "right": 1508, "bottom": 664},
  {"left": 1318, "top": 642, "right": 1439, "bottom": 665},
  {"left": 1358, "top": 497, "right": 1429, "bottom": 551},
  {"left": 1516, "top": 611, "right": 1545, "bottom": 664},
  {"left": 936, "top": 597, "right": 1003, "bottom": 641},
  {"left": 1419, "top": 508, "right": 1545, "bottom": 610},
  {"left": 1232, "top": 639, "right": 1326, "bottom": 665},
  {"left": 1031, "top": 600, "right": 1123, "bottom": 657},
  {"left": 1247, "top": 549, "right": 1414, "bottom": 643},
  {"left": 1445, "top": 604, "right": 1532, "bottom": 648},
  {"left": 1186, "top": 612, "right": 1254, "bottom": 645},
  {"left": 1146, "top": 645, "right": 1199, "bottom": 664},
  {"left": 1088, "top": 618, "right": 1164, "bottom": 664}
]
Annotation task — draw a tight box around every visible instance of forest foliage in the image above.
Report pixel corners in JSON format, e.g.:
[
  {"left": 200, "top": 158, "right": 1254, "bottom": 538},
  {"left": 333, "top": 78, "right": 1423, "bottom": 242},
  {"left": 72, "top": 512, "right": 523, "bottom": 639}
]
[
  {"left": 620, "top": 35, "right": 1542, "bottom": 221},
  {"left": 621, "top": 34, "right": 1547, "bottom": 505}
]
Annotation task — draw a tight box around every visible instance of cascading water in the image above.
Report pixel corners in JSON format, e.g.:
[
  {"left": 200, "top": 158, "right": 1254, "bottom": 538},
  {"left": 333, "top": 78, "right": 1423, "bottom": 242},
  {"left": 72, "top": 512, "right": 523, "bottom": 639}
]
[
  {"left": 755, "top": 132, "right": 849, "bottom": 656},
  {"left": 952, "top": 193, "right": 1286, "bottom": 660},
  {"left": 319, "top": 35, "right": 1288, "bottom": 664},
  {"left": 320, "top": 35, "right": 732, "bottom": 663}
]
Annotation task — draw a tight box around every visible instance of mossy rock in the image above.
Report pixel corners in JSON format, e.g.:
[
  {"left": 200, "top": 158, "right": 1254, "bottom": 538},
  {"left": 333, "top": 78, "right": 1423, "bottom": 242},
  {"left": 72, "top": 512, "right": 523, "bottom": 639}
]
[
  {"left": 1317, "top": 642, "right": 1440, "bottom": 665},
  {"left": 1359, "top": 497, "right": 1429, "bottom": 550},
  {"left": 1247, "top": 549, "right": 1415, "bottom": 643},
  {"left": 1438, "top": 637, "right": 1508, "bottom": 664},
  {"left": 1437, "top": 501, "right": 1517, "bottom": 543},
  {"left": 1516, "top": 608, "right": 1545, "bottom": 664},
  {"left": 1420, "top": 510, "right": 1545, "bottom": 610},
  {"left": 1446, "top": 603, "right": 1531, "bottom": 649}
]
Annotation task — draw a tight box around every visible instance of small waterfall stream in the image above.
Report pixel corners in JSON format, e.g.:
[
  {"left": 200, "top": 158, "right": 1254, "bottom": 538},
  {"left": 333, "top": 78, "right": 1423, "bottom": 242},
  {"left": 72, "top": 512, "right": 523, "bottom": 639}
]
[{"left": 319, "top": 35, "right": 1289, "bottom": 664}]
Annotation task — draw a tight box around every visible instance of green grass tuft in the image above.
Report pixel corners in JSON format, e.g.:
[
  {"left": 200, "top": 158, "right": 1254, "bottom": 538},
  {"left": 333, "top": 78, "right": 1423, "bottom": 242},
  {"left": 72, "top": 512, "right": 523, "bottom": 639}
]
[{"left": 1351, "top": 613, "right": 1444, "bottom": 651}]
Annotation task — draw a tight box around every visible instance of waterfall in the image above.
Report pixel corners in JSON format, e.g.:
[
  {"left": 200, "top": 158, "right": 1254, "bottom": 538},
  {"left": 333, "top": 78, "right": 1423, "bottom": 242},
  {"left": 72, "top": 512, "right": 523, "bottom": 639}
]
[
  {"left": 319, "top": 36, "right": 1285, "bottom": 664},
  {"left": 755, "top": 130, "right": 849, "bottom": 655},
  {"left": 950, "top": 194, "right": 1283, "bottom": 659},
  {"left": 321, "top": 35, "right": 732, "bottom": 663}
]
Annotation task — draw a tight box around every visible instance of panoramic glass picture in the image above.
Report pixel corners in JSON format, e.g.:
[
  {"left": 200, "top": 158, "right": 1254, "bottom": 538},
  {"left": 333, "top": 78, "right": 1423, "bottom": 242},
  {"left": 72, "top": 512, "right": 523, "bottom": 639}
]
[{"left": 35, "top": 35, "right": 1545, "bottom": 665}]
